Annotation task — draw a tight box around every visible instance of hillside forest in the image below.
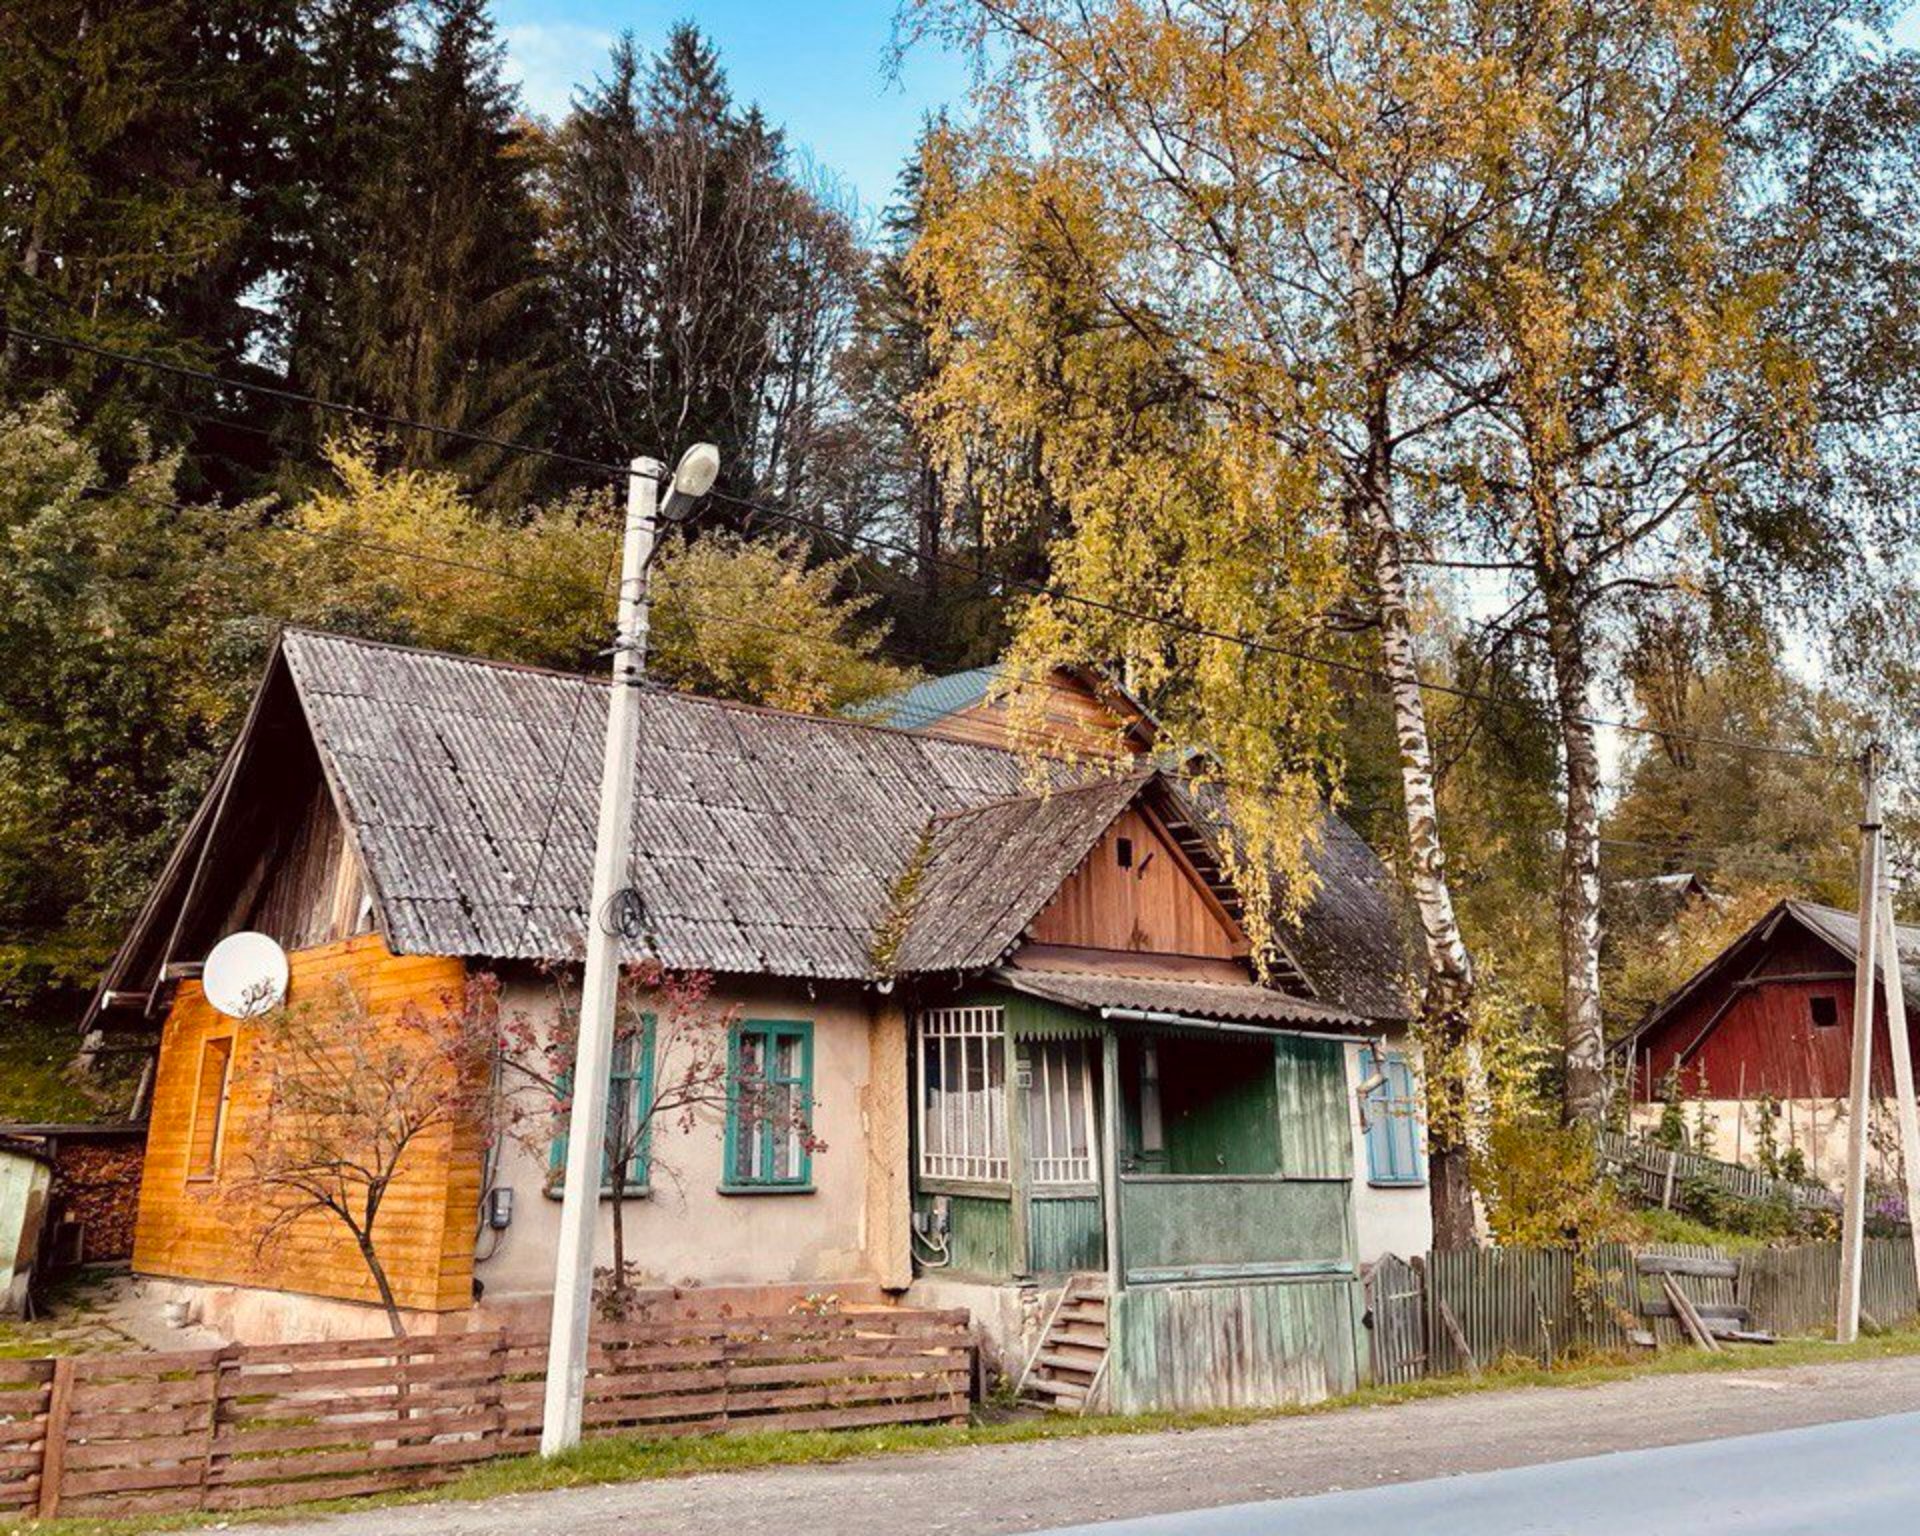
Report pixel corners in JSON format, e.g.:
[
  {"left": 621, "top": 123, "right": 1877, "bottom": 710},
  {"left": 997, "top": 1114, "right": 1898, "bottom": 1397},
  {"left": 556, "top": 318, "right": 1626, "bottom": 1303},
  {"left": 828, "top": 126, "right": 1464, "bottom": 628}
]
[{"left": 4, "top": 3, "right": 1920, "bottom": 1230}]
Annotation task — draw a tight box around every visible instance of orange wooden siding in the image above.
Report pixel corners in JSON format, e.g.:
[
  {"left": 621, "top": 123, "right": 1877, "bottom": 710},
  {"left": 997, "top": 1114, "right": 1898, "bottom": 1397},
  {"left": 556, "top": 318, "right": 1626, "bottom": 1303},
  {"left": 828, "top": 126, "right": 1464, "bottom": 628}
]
[
  {"left": 921, "top": 673, "right": 1146, "bottom": 758},
  {"left": 132, "top": 934, "right": 476, "bottom": 1312},
  {"left": 1029, "top": 805, "right": 1249, "bottom": 960}
]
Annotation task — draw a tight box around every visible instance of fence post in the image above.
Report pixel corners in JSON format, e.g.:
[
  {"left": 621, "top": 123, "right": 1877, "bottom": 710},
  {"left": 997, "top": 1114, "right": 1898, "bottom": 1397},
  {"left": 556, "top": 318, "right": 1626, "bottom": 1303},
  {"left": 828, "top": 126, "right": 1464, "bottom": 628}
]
[
  {"left": 36, "top": 1356, "right": 76, "bottom": 1520},
  {"left": 201, "top": 1345, "right": 234, "bottom": 1507},
  {"left": 1662, "top": 1149, "right": 1678, "bottom": 1210}
]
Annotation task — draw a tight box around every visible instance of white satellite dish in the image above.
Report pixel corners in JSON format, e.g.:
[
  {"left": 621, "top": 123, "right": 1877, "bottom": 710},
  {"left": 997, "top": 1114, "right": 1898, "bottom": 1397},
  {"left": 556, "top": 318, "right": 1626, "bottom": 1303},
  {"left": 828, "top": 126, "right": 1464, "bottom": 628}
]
[{"left": 202, "top": 932, "right": 290, "bottom": 1020}]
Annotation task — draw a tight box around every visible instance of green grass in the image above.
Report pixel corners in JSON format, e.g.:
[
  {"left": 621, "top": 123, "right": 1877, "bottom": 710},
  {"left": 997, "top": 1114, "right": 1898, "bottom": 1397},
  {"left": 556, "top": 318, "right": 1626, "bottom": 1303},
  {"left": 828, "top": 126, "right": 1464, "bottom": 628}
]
[
  {"left": 1630, "top": 1207, "right": 1783, "bottom": 1252},
  {"left": 0, "top": 1016, "right": 97, "bottom": 1124},
  {"left": 20, "top": 1326, "right": 1920, "bottom": 1536}
]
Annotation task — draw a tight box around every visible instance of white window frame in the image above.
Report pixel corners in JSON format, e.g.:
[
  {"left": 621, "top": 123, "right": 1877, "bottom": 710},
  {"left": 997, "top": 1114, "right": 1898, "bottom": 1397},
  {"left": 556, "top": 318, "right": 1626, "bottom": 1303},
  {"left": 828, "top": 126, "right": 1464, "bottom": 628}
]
[
  {"left": 917, "top": 1006, "right": 1008, "bottom": 1183},
  {"left": 1027, "top": 1038, "right": 1098, "bottom": 1186}
]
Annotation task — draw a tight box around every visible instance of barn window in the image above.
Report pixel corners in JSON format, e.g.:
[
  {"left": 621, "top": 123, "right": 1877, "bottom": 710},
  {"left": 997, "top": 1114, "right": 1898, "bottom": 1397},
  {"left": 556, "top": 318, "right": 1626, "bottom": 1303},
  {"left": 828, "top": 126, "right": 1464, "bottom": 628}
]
[
  {"left": 1116, "top": 836, "right": 1134, "bottom": 869},
  {"left": 187, "top": 1036, "right": 235, "bottom": 1180},
  {"left": 918, "top": 1006, "right": 1007, "bottom": 1182},
  {"left": 1810, "top": 994, "right": 1839, "bottom": 1029}
]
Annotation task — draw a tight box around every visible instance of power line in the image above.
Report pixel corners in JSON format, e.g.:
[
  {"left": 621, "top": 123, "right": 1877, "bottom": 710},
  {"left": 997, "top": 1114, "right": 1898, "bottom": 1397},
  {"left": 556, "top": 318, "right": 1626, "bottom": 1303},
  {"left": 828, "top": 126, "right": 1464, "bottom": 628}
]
[
  {"left": 0, "top": 322, "right": 656, "bottom": 488},
  {"left": 708, "top": 485, "right": 1848, "bottom": 766},
  {"left": 6, "top": 320, "right": 1846, "bottom": 766}
]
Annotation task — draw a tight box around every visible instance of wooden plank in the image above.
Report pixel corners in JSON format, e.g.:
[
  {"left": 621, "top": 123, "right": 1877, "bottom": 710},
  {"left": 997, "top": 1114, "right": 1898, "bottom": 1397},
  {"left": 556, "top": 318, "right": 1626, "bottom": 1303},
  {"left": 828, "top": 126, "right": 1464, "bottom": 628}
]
[
  {"left": 1637, "top": 1254, "right": 1740, "bottom": 1280},
  {"left": 1661, "top": 1272, "right": 1721, "bottom": 1352},
  {"left": 211, "top": 1434, "right": 502, "bottom": 1486},
  {"left": 35, "top": 1356, "right": 75, "bottom": 1519},
  {"left": 1435, "top": 1297, "right": 1479, "bottom": 1378}
]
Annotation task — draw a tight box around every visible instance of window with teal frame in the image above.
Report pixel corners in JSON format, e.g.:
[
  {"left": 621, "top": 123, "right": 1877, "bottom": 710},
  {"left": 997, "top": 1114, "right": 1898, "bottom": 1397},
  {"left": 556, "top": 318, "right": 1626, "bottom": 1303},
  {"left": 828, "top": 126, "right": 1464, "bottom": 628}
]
[
  {"left": 548, "top": 1018, "right": 656, "bottom": 1194},
  {"left": 1359, "top": 1047, "right": 1425, "bottom": 1186},
  {"left": 723, "top": 1020, "right": 813, "bottom": 1191}
]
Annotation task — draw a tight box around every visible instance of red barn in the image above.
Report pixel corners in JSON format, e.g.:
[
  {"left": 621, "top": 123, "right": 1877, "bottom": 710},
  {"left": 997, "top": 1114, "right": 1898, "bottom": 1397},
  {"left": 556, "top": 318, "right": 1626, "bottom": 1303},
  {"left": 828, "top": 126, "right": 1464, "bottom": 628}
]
[{"left": 1625, "top": 899, "right": 1920, "bottom": 1183}]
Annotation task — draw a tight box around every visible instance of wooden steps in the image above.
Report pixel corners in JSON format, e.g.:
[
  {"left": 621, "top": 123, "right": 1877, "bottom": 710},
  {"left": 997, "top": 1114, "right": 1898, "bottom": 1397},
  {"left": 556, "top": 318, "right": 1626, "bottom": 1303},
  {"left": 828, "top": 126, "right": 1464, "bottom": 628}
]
[{"left": 1017, "top": 1276, "right": 1109, "bottom": 1415}]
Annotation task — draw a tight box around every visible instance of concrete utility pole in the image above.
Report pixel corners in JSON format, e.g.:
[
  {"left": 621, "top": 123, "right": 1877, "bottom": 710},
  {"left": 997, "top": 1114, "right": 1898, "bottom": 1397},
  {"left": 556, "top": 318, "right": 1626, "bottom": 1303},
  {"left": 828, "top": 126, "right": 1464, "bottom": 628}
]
[
  {"left": 542, "top": 447, "right": 718, "bottom": 1457},
  {"left": 1838, "top": 743, "right": 1885, "bottom": 1343},
  {"left": 1876, "top": 888, "right": 1920, "bottom": 1303}
]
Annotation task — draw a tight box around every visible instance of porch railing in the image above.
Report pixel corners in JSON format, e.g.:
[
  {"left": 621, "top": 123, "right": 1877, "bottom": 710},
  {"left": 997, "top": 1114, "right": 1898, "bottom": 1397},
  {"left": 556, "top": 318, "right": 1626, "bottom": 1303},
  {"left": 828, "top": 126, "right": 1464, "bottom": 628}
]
[{"left": 1117, "top": 1175, "right": 1352, "bottom": 1283}]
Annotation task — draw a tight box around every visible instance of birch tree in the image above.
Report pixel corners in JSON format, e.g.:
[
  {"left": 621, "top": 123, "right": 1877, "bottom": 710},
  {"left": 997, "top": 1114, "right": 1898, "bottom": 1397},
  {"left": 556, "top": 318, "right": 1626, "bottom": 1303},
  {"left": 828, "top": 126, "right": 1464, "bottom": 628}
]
[
  {"left": 904, "top": 0, "right": 1558, "bottom": 1244},
  {"left": 1446, "top": 0, "right": 1917, "bottom": 1124}
]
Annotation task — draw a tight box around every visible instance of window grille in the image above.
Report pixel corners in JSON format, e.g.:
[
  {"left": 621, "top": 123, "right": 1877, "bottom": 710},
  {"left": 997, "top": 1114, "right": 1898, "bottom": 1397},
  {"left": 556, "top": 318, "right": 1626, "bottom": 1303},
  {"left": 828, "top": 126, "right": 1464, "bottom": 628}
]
[
  {"left": 917, "top": 1006, "right": 1007, "bottom": 1182},
  {"left": 1026, "top": 1039, "right": 1097, "bottom": 1184}
]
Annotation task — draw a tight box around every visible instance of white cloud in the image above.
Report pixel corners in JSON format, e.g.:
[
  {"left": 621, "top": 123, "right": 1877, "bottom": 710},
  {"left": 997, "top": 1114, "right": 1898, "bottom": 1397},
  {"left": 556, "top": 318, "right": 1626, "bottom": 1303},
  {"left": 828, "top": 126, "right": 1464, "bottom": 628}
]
[{"left": 501, "top": 21, "right": 615, "bottom": 120}]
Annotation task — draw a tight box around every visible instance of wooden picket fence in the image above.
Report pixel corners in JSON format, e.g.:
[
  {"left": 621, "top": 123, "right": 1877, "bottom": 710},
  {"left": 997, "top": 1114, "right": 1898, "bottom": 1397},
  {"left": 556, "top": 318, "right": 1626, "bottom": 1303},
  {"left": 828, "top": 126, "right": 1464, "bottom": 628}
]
[
  {"left": 1594, "top": 1129, "right": 1841, "bottom": 1215},
  {"left": 1367, "top": 1239, "right": 1920, "bottom": 1386},
  {"left": 0, "top": 1306, "right": 972, "bottom": 1521}
]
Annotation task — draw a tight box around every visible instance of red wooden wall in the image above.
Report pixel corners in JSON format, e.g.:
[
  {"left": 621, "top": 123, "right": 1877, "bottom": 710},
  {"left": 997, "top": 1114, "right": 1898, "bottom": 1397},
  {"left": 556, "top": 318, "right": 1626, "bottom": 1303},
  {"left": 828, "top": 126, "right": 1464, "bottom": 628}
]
[{"left": 1631, "top": 922, "right": 1919, "bottom": 1101}]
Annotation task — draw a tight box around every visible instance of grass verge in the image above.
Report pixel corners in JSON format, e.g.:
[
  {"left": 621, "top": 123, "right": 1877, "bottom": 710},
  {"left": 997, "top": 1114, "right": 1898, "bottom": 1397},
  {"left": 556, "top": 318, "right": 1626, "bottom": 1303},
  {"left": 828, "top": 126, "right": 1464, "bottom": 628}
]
[{"left": 22, "top": 1326, "right": 1920, "bottom": 1536}]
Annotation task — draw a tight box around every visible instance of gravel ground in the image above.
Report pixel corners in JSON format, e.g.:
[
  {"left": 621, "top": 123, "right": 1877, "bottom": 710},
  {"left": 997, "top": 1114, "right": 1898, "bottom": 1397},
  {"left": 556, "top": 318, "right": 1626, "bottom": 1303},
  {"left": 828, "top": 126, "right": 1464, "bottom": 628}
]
[{"left": 236, "top": 1354, "right": 1920, "bottom": 1536}]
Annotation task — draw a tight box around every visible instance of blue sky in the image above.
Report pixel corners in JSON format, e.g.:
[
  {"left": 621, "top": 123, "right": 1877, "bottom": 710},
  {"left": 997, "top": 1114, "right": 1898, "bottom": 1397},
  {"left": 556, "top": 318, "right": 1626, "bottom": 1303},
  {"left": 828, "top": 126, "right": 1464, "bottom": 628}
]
[
  {"left": 497, "top": 3, "right": 1920, "bottom": 222},
  {"left": 492, "top": 2, "right": 972, "bottom": 217}
]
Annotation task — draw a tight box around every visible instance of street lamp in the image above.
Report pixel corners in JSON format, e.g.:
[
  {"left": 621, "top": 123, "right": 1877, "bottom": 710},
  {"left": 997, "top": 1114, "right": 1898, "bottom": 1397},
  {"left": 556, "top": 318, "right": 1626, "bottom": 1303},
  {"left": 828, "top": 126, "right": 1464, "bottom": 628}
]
[{"left": 541, "top": 442, "right": 718, "bottom": 1457}]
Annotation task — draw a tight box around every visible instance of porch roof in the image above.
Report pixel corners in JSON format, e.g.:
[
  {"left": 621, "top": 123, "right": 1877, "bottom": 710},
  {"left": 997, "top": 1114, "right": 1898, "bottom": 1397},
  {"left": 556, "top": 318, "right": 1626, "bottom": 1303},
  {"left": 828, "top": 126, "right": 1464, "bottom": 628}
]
[{"left": 991, "top": 967, "right": 1373, "bottom": 1032}]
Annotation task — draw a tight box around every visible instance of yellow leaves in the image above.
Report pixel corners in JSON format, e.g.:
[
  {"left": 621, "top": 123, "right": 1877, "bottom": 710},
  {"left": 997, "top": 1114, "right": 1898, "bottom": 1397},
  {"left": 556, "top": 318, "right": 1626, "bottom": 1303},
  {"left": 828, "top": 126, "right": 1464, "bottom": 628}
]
[{"left": 647, "top": 532, "right": 916, "bottom": 715}]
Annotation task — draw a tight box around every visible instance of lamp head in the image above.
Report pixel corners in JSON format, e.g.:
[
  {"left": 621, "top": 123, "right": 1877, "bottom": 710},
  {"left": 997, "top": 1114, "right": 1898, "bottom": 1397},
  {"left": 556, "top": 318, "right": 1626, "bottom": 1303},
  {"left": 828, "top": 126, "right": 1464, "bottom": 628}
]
[{"left": 660, "top": 442, "right": 720, "bottom": 522}]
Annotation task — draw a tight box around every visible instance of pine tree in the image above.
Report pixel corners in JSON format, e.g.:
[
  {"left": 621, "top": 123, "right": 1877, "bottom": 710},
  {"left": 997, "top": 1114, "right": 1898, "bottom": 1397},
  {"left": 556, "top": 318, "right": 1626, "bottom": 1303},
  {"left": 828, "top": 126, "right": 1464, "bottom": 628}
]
[
  {"left": 542, "top": 25, "right": 859, "bottom": 504},
  {"left": 0, "top": 0, "right": 305, "bottom": 484},
  {"left": 334, "top": 0, "right": 553, "bottom": 499}
]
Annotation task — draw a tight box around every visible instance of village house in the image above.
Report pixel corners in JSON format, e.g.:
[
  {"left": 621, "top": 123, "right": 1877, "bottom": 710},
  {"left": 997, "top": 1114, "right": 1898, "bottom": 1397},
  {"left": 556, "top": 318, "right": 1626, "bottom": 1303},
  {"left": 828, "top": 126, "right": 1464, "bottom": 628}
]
[
  {"left": 83, "top": 628, "right": 1425, "bottom": 1412},
  {"left": 1626, "top": 898, "right": 1920, "bottom": 1184}
]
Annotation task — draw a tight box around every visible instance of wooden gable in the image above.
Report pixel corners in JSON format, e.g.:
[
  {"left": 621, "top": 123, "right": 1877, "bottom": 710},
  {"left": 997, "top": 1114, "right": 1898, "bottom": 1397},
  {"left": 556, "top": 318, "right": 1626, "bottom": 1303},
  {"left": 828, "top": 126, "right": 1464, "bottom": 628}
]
[
  {"left": 1027, "top": 803, "right": 1250, "bottom": 961},
  {"left": 928, "top": 667, "right": 1154, "bottom": 759}
]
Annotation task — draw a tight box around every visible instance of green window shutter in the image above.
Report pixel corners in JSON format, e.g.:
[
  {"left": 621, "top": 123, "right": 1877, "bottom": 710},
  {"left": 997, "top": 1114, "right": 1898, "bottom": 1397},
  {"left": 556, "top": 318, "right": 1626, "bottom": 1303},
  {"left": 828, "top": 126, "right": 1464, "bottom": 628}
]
[
  {"left": 548, "top": 1014, "right": 657, "bottom": 1192},
  {"left": 724, "top": 1019, "right": 814, "bottom": 1189},
  {"left": 1273, "top": 1034, "right": 1351, "bottom": 1179}
]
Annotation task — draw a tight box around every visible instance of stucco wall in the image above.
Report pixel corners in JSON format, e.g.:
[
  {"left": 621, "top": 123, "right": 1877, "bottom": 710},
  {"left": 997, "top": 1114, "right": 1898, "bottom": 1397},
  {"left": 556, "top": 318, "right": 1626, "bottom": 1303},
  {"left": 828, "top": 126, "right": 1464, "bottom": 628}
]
[
  {"left": 1343, "top": 1036, "right": 1433, "bottom": 1263},
  {"left": 1628, "top": 1096, "right": 1885, "bottom": 1188},
  {"left": 476, "top": 975, "right": 901, "bottom": 1301}
]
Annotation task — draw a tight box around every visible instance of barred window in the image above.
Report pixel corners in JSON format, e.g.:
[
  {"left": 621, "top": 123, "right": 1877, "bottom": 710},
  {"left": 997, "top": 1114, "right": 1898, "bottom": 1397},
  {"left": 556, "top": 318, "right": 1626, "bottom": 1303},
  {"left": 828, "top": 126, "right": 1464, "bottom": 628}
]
[
  {"left": 1026, "top": 1039, "right": 1097, "bottom": 1185},
  {"left": 918, "top": 1007, "right": 1007, "bottom": 1182}
]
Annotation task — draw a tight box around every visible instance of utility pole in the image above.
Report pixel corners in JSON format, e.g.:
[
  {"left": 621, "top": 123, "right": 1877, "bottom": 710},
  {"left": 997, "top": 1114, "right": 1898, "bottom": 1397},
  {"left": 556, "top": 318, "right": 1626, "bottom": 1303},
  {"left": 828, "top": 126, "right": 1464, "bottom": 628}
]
[
  {"left": 1838, "top": 743, "right": 1885, "bottom": 1343},
  {"left": 1877, "top": 883, "right": 1920, "bottom": 1303},
  {"left": 542, "top": 447, "right": 717, "bottom": 1457}
]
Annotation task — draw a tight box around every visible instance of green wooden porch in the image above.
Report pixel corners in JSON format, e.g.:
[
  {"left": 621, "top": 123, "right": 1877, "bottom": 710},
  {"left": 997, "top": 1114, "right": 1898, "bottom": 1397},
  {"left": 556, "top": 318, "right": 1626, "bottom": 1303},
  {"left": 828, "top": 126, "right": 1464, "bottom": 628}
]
[{"left": 909, "top": 981, "right": 1369, "bottom": 1412}]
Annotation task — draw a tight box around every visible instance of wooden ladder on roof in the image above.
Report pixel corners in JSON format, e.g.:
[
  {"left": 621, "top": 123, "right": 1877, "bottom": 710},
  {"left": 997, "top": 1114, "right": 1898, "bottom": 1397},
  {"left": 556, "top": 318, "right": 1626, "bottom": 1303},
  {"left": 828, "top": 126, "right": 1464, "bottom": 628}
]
[{"left": 1016, "top": 1274, "right": 1109, "bottom": 1414}]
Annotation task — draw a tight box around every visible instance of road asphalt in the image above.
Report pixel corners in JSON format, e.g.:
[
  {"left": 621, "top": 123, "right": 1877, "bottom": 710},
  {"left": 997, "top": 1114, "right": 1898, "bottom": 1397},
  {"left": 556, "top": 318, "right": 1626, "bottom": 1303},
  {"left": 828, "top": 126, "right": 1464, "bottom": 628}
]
[
  {"left": 1033, "top": 1410, "right": 1920, "bottom": 1534},
  {"left": 235, "top": 1353, "right": 1920, "bottom": 1536}
]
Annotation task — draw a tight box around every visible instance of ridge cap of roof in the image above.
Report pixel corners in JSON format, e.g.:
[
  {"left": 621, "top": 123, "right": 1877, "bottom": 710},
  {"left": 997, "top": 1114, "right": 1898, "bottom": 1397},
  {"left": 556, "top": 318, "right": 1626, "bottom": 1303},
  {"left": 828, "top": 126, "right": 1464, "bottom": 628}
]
[
  {"left": 281, "top": 626, "right": 1121, "bottom": 762},
  {"left": 922, "top": 767, "right": 1156, "bottom": 827}
]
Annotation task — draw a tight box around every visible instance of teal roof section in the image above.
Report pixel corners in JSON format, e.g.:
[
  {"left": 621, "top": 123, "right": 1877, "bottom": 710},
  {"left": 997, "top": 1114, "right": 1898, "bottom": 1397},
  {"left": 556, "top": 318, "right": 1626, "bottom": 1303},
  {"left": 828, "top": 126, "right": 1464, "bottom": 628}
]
[{"left": 851, "top": 667, "right": 1001, "bottom": 730}]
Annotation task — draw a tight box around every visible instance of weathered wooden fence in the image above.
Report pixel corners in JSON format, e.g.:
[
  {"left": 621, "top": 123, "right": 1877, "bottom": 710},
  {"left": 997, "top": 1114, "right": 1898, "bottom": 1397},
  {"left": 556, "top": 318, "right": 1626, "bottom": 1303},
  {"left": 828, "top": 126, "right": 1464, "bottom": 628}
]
[
  {"left": 1595, "top": 1129, "right": 1841, "bottom": 1214},
  {"left": 0, "top": 1306, "right": 972, "bottom": 1521},
  {"left": 1366, "top": 1239, "right": 1920, "bottom": 1386}
]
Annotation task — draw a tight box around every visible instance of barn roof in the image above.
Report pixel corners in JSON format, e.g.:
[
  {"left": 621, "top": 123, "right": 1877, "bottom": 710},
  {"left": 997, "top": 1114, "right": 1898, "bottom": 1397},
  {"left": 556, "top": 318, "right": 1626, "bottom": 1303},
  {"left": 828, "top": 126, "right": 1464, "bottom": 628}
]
[
  {"left": 93, "top": 629, "right": 1411, "bottom": 1022},
  {"left": 1626, "top": 897, "right": 1920, "bottom": 1052},
  {"left": 1781, "top": 901, "right": 1920, "bottom": 1010}
]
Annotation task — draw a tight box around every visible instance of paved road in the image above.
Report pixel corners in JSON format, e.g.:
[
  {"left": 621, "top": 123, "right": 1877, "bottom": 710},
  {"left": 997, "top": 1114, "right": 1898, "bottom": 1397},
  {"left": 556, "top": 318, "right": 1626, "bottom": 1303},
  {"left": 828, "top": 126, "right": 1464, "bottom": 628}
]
[
  {"left": 239, "top": 1354, "right": 1920, "bottom": 1536},
  {"left": 1034, "top": 1411, "right": 1920, "bottom": 1534}
]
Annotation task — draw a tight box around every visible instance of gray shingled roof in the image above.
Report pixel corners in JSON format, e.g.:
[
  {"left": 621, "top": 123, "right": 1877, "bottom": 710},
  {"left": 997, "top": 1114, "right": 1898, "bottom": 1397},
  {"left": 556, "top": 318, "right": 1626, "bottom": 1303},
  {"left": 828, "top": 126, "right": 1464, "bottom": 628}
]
[
  {"left": 102, "top": 630, "right": 1408, "bottom": 1020},
  {"left": 1188, "top": 785, "right": 1412, "bottom": 1022},
  {"left": 888, "top": 773, "right": 1154, "bottom": 974},
  {"left": 283, "top": 630, "right": 1078, "bottom": 980},
  {"left": 994, "top": 967, "right": 1367, "bottom": 1029}
]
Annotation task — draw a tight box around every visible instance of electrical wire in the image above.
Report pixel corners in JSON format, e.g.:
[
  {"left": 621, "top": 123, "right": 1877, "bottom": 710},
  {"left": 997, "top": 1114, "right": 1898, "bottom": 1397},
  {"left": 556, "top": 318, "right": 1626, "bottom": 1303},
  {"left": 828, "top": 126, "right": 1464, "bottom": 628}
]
[{"left": 2, "top": 320, "right": 1850, "bottom": 766}]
